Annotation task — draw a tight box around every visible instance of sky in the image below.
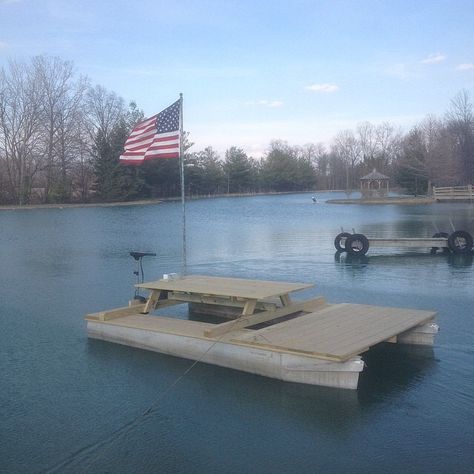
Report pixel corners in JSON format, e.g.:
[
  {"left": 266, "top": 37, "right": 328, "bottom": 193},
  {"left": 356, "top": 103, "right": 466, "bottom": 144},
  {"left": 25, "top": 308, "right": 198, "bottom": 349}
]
[{"left": 0, "top": 0, "right": 473, "bottom": 158}]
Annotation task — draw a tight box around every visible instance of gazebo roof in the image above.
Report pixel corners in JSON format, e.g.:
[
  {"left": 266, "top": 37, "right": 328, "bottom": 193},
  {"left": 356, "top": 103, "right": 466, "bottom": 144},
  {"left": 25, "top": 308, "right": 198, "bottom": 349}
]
[{"left": 360, "top": 168, "right": 389, "bottom": 181}]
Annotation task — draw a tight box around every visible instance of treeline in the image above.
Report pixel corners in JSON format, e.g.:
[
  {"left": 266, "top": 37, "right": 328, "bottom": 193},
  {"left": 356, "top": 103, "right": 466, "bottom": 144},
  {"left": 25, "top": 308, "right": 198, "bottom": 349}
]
[{"left": 1, "top": 55, "right": 473, "bottom": 205}]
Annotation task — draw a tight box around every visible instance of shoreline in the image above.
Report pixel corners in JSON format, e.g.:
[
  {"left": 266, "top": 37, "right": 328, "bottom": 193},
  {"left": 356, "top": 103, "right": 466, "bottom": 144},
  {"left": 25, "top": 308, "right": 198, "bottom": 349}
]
[
  {"left": 326, "top": 196, "right": 435, "bottom": 205},
  {"left": 0, "top": 190, "right": 322, "bottom": 211},
  {"left": 0, "top": 192, "right": 437, "bottom": 211},
  {"left": 0, "top": 199, "right": 165, "bottom": 211}
]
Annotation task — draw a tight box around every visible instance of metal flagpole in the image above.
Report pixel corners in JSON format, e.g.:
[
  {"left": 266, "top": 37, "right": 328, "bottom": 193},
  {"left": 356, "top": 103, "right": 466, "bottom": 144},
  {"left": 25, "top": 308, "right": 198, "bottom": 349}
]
[{"left": 179, "top": 93, "right": 187, "bottom": 274}]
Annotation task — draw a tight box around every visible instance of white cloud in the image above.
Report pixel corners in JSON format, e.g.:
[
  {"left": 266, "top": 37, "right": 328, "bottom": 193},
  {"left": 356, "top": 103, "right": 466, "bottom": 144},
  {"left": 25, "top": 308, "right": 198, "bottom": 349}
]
[
  {"left": 457, "top": 63, "right": 474, "bottom": 71},
  {"left": 0, "top": 41, "right": 8, "bottom": 50},
  {"left": 305, "top": 83, "right": 339, "bottom": 93},
  {"left": 420, "top": 53, "right": 446, "bottom": 64}
]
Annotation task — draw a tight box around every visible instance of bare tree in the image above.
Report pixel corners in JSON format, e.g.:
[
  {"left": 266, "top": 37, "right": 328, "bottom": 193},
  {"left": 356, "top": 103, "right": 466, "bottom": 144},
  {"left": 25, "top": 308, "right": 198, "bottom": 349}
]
[
  {"left": 33, "top": 56, "right": 89, "bottom": 202},
  {"left": 300, "top": 143, "right": 329, "bottom": 189},
  {"left": 332, "top": 129, "right": 361, "bottom": 192},
  {"left": 85, "top": 85, "right": 129, "bottom": 201},
  {"left": 327, "top": 151, "right": 347, "bottom": 190},
  {"left": 357, "top": 121, "right": 378, "bottom": 169},
  {"left": 0, "top": 60, "right": 43, "bottom": 204},
  {"left": 85, "top": 84, "right": 125, "bottom": 144},
  {"left": 357, "top": 121, "right": 400, "bottom": 174},
  {"left": 446, "top": 89, "right": 474, "bottom": 182},
  {"left": 375, "top": 122, "right": 400, "bottom": 172},
  {"left": 395, "top": 116, "right": 453, "bottom": 193},
  {"left": 70, "top": 114, "right": 95, "bottom": 202},
  {"left": 420, "top": 115, "right": 459, "bottom": 187}
]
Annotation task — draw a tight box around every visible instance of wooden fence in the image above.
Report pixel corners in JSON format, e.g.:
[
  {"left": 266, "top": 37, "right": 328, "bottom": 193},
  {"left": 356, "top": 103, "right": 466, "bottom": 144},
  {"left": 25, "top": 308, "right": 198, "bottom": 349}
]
[{"left": 433, "top": 185, "right": 473, "bottom": 201}]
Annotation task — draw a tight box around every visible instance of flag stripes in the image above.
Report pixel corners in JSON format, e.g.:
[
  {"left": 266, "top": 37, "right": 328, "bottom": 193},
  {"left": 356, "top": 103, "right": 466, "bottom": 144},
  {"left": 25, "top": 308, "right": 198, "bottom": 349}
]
[{"left": 120, "top": 99, "right": 181, "bottom": 165}]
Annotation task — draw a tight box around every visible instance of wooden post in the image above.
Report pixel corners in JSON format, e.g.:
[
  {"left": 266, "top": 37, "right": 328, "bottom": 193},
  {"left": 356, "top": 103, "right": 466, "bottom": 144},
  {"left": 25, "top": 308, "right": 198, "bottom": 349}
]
[
  {"left": 242, "top": 299, "right": 257, "bottom": 316},
  {"left": 204, "top": 297, "right": 327, "bottom": 338},
  {"left": 280, "top": 293, "right": 292, "bottom": 307},
  {"left": 143, "top": 290, "right": 162, "bottom": 313}
]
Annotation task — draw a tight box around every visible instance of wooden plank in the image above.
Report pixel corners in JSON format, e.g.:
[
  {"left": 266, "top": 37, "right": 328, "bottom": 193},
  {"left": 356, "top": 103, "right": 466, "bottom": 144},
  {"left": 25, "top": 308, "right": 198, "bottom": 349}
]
[
  {"left": 300, "top": 307, "right": 429, "bottom": 355},
  {"left": 307, "top": 307, "right": 434, "bottom": 356},
  {"left": 137, "top": 275, "right": 313, "bottom": 300},
  {"left": 152, "top": 298, "right": 183, "bottom": 310},
  {"left": 230, "top": 339, "right": 349, "bottom": 362},
  {"left": 168, "top": 292, "right": 277, "bottom": 311},
  {"left": 292, "top": 306, "right": 432, "bottom": 352},
  {"left": 204, "top": 297, "right": 327, "bottom": 338},
  {"left": 86, "top": 304, "right": 147, "bottom": 321},
  {"left": 368, "top": 238, "right": 448, "bottom": 248},
  {"left": 97, "top": 314, "right": 215, "bottom": 338},
  {"left": 232, "top": 303, "right": 436, "bottom": 361}
]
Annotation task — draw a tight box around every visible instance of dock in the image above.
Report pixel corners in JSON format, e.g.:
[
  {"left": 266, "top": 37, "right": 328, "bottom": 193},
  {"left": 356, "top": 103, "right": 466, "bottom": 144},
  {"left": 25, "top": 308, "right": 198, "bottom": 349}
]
[
  {"left": 335, "top": 230, "right": 473, "bottom": 256},
  {"left": 85, "top": 275, "right": 438, "bottom": 390}
]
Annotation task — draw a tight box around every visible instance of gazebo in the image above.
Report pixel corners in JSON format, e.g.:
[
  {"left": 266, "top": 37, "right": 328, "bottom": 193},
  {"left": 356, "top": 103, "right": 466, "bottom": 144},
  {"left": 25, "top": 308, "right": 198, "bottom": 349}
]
[{"left": 360, "top": 169, "right": 390, "bottom": 198}]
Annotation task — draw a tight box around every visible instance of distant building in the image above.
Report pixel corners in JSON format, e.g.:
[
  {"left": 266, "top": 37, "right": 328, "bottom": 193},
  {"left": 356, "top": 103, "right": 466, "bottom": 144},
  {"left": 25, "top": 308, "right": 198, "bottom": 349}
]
[{"left": 360, "top": 169, "right": 390, "bottom": 198}]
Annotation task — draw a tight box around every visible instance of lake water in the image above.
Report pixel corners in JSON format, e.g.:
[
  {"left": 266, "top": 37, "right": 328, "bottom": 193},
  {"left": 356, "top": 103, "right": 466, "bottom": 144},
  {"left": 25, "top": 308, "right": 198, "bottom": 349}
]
[{"left": 1, "top": 193, "right": 474, "bottom": 473}]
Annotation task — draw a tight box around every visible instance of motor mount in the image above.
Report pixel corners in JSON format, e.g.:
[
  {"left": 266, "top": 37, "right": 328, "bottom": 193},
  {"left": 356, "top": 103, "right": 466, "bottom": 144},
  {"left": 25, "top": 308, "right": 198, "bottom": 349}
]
[{"left": 129, "top": 251, "right": 156, "bottom": 301}]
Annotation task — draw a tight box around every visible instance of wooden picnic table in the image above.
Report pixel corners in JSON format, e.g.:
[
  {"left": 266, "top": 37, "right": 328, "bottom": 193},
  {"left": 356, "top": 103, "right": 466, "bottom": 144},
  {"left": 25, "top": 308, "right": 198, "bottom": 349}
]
[{"left": 136, "top": 274, "right": 314, "bottom": 317}]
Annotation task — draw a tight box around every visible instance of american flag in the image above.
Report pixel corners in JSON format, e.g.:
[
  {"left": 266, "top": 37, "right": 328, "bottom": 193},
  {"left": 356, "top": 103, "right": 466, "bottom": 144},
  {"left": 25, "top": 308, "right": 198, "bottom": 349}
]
[{"left": 119, "top": 99, "right": 181, "bottom": 165}]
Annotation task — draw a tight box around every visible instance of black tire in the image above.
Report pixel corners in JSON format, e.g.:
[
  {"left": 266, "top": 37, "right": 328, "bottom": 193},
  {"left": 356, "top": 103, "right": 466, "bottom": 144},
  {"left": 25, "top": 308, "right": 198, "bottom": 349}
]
[
  {"left": 334, "top": 232, "right": 351, "bottom": 251},
  {"left": 345, "top": 233, "right": 370, "bottom": 256},
  {"left": 448, "top": 230, "right": 473, "bottom": 254},
  {"left": 431, "top": 232, "right": 449, "bottom": 253}
]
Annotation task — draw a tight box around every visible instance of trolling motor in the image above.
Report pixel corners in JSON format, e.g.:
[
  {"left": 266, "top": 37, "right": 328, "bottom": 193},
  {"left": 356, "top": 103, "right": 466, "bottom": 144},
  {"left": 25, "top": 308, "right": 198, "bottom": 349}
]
[{"left": 129, "top": 251, "right": 156, "bottom": 303}]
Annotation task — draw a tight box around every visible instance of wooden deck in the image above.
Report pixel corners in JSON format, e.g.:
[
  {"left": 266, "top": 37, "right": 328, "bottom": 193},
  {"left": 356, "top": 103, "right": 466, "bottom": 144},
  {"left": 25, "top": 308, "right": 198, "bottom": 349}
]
[
  {"left": 231, "top": 303, "right": 436, "bottom": 361},
  {"left": 86, "top": 301, "right": 436, "bottom": 362},
  {"left": 86, "top": 274, "right": 439, "bottom": 389}
]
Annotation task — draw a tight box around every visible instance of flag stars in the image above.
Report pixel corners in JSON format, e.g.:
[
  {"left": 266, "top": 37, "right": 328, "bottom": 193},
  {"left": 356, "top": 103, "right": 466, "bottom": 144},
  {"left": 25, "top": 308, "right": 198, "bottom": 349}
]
[{"left": 156, "top": 101, "right": 180, "bottom": 133}]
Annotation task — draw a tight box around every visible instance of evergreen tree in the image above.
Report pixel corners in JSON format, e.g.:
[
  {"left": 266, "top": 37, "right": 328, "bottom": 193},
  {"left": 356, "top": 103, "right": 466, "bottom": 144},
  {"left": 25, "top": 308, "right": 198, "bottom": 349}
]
[
  {"left": 224, "top": 147, "right": 254, "bottom": 193},
  {"left": 261, "top": 141, "right": 300, "bottom": 191},
  {"left": 92, "top": 128, "right": 125, "bottom": 201}
]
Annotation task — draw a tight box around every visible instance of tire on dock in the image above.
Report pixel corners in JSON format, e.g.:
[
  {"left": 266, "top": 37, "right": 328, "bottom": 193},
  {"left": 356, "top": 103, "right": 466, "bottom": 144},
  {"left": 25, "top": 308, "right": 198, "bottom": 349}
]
[
  {"left": 345, "top": 233, "right": 370, "bottom": 256},
  {"left": 334, "top": 232, "right": 351, "bottom": 252},
  {"left": 447, "top": 230, "right": 473, "bottom": 254},
  {"left": 431, "top": 232, "right": 449, "bottom": 254}
]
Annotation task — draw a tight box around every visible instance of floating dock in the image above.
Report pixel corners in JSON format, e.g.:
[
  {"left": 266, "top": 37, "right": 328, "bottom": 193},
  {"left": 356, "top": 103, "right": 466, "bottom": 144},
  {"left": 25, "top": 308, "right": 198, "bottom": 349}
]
[
  {"left": 85, "top": 275, "right": 438, "bottom": 390},
  {"left": 335, "top": 230, "right": 473, "bottom": 256}
]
